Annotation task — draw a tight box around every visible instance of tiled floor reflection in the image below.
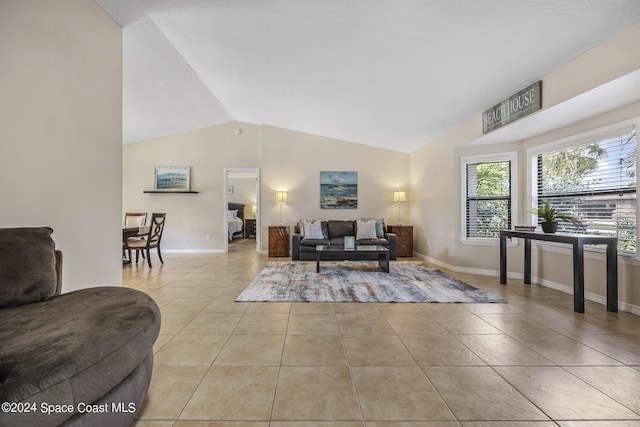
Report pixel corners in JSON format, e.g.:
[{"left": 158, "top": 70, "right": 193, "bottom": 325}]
[{"left": 128, "top": 239, "right": 640, "bottom": 426}]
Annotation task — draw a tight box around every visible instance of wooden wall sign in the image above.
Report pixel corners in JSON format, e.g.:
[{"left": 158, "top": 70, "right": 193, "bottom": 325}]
[{"left": 482, "top": 81, "right": 542, "bottom": 134}]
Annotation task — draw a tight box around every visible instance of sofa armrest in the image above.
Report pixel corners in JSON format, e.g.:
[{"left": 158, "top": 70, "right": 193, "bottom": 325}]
[
  {"left": 385, "top": 233, "right": 397, "bottom": 260},
  {"left": 291, "top": 233, "right": 301, "bottom": 261}
]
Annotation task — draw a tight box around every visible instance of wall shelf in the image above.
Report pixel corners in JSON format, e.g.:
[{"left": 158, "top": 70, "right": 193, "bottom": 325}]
[{"left": 143, "top": 190, "right": 199, "bottom": 194}]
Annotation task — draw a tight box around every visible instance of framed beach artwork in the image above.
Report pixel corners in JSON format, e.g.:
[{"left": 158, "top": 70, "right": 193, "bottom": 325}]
[
  {"left": 320, "top": 171, "right": 358, "bottom": 209},
  {"left": 154, "top": 166, "right": 191, "bottom": 191}
]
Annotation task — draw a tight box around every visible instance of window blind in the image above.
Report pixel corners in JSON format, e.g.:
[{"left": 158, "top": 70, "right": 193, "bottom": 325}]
[
  {"left": 466, "top": 160, "right": 511, "bottom": 238},
  {"left": 536, "top": 129, "right": 637, "bottom": 253}
]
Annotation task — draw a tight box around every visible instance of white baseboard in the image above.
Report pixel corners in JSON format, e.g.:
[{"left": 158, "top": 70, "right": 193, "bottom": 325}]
[
  {"left": 413, "top": 251, "right": 640, "bottom": 315},
  {"left": 162, "top": 249, "right": 225, "bottom": 254}
]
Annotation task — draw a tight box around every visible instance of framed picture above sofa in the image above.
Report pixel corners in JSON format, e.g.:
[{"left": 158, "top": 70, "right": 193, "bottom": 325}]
[{"left": 320, "top": 171, "right": 357, "bottom": 209}]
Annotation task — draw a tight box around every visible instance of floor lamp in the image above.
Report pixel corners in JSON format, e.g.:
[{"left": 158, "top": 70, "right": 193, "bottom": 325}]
[
  {"left": 275, "top": 191, "right": 288, "bottom": 225},
  {"left": 393, "top": 190, "right": 406, "bottom": 224}
]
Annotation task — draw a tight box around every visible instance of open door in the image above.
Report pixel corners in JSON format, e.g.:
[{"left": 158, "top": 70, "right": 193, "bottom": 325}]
[{"left": 223, "top": 168, "right": 260, "bottom": 253}]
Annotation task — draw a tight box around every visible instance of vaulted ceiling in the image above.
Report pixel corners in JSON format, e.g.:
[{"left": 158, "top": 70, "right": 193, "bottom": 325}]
[{"left": 97, "top": 0, "right": 640, "bottom": 152}]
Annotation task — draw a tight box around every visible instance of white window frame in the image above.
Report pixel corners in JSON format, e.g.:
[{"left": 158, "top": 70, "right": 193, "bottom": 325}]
[
  {"left": 526, "top": 118, "right": 639, "bottom": 261},
  {"left": 461, "top": 151, "right": 518, "bottom": 245}
]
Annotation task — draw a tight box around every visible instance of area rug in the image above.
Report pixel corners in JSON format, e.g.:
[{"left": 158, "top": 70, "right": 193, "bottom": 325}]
[{"left": 236, "top": 261, "right": 505, "bottom": 303}]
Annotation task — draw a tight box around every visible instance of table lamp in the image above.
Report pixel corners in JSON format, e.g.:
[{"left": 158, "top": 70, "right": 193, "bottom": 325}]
[{"left": 393, "top": 190, "right": 406, "bottom": 224}]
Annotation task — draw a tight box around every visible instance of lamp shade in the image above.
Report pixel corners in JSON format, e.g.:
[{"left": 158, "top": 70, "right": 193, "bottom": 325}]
[
  {"left": 275, "top": 191, "right": 288, "bottom": 203},
  {"left": 393, "top": 190, "right": 406, "bottom": 203},
  {"left": 252, "top": 204, "right": 257, "bottom": 214}
]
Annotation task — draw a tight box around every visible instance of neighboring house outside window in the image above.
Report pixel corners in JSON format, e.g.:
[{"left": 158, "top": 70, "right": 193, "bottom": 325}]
[
  {"left": 462, "top": 152, "right": 517, "bottom": 242},
  {"left": 530, "top": 124, "right": 637, "bottom": 255}
]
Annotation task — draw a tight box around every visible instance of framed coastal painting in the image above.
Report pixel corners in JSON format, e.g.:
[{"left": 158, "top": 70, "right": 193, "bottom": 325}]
[
  {"left": 154, "top": 166, "right": 191, "bottom": 191},
  {"left": 320, "top": 171, "right": 357, "bottom": 209}
]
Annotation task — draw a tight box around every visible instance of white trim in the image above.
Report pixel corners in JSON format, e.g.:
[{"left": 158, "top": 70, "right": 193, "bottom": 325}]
[
  {"left": 460, "top": 151, "right": 518, "bottom": 244},
  {"left": 533, "top": 276, "right": 639, "bottom": 315},
  {"left": 163, "top": 249, "right": 225, "bottom": 253},
  {"left": 413, "top": 251, "right": 640, "bottom": 315},
  {"left": 415, "top": 252, "right": 520, "bottom": 278}
]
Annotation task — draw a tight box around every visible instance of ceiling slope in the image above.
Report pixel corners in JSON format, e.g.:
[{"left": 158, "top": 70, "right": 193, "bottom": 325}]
[{"left": 97, "top": 0, "right": 640, "bottom": 151}]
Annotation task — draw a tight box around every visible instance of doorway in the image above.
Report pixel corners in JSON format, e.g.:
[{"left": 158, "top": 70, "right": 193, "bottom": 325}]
[{"left": 223, "top": 168, "right": 260, "bottom": 253}]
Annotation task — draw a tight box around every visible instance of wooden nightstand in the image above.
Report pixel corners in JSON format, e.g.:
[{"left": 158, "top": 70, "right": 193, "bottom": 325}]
[
  {"left": 244, "top": 218, "right": 256, "bottom": 238},
  {"left": 268, "top": 226, "right": 290, "bottom": 257},
  {"left": 387, "top": 225, "right": 413, "bottom": 257}
]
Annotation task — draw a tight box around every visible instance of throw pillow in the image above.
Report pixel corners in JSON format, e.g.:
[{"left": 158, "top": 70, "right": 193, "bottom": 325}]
[
  {"left": 299, "top": 219, "right": 319, "bottom": 237},
  {"left": 356, "top": 219, "right": 378, "bottom": 240},
  {"left": 361, "top": 217, "right": 385, "bottom": 238},
  {"left": 304, "top": 221, "right": 324, "bottom": 239},
  {"left": 227, "top": 210, "right": 238, "bottom": 220},
  {"left": 0, "top": 227, "right": 58, "bottom": 308}
]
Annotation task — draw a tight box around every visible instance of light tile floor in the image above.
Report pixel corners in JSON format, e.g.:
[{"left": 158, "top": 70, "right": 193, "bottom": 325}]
[{"left": 126, "top": 239, "right": 640, "bottom": 427}]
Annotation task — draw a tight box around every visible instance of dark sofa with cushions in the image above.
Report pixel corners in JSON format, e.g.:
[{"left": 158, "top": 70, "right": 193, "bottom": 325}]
[
  {"left": 292, "top": 219, "right": 397, "bottom": 261},
  {"left": 0, "top": 227, "right": 160, "bottom": 427}
]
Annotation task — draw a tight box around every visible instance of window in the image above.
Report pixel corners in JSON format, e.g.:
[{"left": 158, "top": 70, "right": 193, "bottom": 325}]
[
  {"left": 463, "top": 153, "right": 515, "bottom": 240},
  {"left": 533, "top": 126, "right": 637, "bottom": 254}
]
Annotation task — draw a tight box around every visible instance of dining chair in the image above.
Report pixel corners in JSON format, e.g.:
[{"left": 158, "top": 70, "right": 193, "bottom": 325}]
[
  {"left": 124, "top": 212, "right": 147, "bottom": 227},
  {"left": 126, "top": 213, "right": 166, "bottom": 268},
  {"left": 124, "top": 212, "right": 148, "bottom": 260}
]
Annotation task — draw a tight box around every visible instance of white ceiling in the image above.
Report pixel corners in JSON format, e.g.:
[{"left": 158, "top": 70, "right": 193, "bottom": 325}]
[{"left": 97, "top": 0, "right": 640, "bottom": 152}]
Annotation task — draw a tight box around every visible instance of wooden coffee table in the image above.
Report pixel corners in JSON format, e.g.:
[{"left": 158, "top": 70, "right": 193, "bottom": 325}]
[{"left": 315, "top": 245, "right": 390, "bottom": 273}]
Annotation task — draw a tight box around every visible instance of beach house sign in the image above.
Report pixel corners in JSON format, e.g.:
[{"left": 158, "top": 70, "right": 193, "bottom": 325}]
[{"left": 482, "top": 81, "right": 541, "bottom": 134}]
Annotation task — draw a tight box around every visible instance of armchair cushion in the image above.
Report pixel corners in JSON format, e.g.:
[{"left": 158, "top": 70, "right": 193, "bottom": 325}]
[{"left": 0, "top": 227, "right": 58, "bottom": 308}]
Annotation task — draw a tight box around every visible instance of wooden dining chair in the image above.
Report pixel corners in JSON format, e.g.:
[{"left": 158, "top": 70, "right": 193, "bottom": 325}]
[
  {"left": 126, "top": 213, "right": 166, "bottom": 268},
  {"left": 124, "top": 212, "right": 148, "bottom": 260},
  {"left": 124, "top": 212, "right": 147, "bottom": 227}
]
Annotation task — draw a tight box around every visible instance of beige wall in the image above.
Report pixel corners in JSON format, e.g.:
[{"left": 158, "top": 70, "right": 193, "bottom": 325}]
[
  {"left": 123, "top": 122, "right": 262, "bottom": 251},
  {"left": 0, "top": 0, "right": 123, "bottom": 291},
  {"left": 410, "top": 22, "right": 640, "bottom": 312},
  {"left": 228, "top": 177, "right": 257, "bottom": 218},
  {"left": 123, "top": 123, "right": 410, "bottom": 253},
  {"left": 259, "top": 125, "right": 410, "bottom": 250}
]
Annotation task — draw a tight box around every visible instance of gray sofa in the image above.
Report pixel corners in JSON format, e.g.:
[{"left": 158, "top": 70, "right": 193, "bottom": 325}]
[
  {"left": 0, "top": 227, "right": 160, "bottom": 427},
  {"left": 292, "top": 219, "right": 397, "bottom": 261}
]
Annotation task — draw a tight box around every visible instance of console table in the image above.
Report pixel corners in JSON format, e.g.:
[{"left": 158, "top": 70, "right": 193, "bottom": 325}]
[{"left": 499, "top": 230, "right": 618, "bottom": 313}]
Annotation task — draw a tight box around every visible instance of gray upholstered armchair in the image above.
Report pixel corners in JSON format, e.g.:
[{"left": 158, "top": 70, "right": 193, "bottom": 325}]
[{"left": 0, "top": 227, "right": 160, "bottom": 426}]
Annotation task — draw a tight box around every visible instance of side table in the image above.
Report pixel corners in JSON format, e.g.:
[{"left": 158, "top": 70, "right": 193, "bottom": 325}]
[
  {"left": 387, "top": 225, "right": 413, "bottom": 257},
  {"left": 245, "top": 218, "right": 256, "bottom": 238},
  {"left": 268, "top": 225, "right": 290, "bottom": 257}
]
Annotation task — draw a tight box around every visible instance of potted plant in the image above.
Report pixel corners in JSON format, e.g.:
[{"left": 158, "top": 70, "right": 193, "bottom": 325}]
[{"left": 527, "top": 200, "right": 580, "bottom": 233}]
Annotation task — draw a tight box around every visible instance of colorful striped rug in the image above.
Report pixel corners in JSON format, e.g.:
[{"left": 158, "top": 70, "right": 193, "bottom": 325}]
[{"left": 236, "top": 261, "right": 505, "bottom": 303}]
